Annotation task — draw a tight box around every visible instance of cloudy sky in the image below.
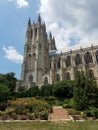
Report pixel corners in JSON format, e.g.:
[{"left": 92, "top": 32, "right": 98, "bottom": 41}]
[{"left": 1, "top": 0, "right": 98, "bottom": 79}]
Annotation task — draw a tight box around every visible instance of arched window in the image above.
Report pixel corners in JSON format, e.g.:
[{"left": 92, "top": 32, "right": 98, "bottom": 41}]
[
  {"left": 96, "top": 50, "right": 98, "bottom": 62},
  {"left": 66, "top": 72, "right": 71, "bottom": 80},
  {"left": 28, "top": 74, "right": 33, "bottom": 82},
  {"left": 28, "top": 54, "right": 32, "bottom": 69},
  {"left": 54, "top": 60, "right": 56, "bottom": 70},
  {"left": 31, "top": 29, "right": 33, "bottom": 39},
  {"left": 66, "top": 55, "right": 71, "bottom": 67},
  {"left": 35, "top": 28, "right": 37, "bottom": 37},
  {"left": 50, "top": 60, "right": 52, "bottom": 69},
  {"left": 58, "top": 58, "right": 61, "bottom": 68},
  {"left": 75, "top": 54, "right": 82, "bottom": 65},
  {"left": 57, "top": 74, "right": 60, "bottom": 81},
  {"left": 44, "top": 77, "right": 48, "bottom": 84},
  {"left": 85, "top": 52, "right": 93, "bottom": 64},
  {"left": 88, "top": 70, "right": 94, "bottom": 78}
]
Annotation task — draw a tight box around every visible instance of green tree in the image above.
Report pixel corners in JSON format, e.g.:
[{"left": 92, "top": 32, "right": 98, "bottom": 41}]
[
  {"left": 25, "top": 86, "right": 40, "bottom": 97},
  {"left": 40, "top": 84, "right": 53, "bottom": 96},
  {"left": 53, "top": 80, "right": 74, "bottom": 98},
  {"left": 73, "top": 71, "right": 98, "bottom": 111},
  {"left": 0, "top": 83, "right": 10, "bottom": 102},
  {"left": 0, "top": 72, "right": 17, "bottom": 92}
]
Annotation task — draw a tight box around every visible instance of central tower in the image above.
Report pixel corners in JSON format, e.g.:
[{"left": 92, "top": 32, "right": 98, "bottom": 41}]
[
  {"left": 21, "top": 15, "right": 50, "bottom": 88},
  {"left": 16, "top": 14, "right": 57, "bottom": 90}
]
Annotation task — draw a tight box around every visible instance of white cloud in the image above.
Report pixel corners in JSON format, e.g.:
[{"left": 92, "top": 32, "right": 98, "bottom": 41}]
[
  {"left": 3, "top": 46, "right": 23, "bottom": 64},
  {"left": 8, "top": 0, "right": 29, "bottom": 8},
  {"left": 39, "top": 0, "right": 98, "bottom": 50},
  {"left": 16, "top": 0, "right": 29, "bottom": 8}
]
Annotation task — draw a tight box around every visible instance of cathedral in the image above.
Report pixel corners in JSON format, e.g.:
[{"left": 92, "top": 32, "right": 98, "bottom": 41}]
[{"left": 16, "top": 14, "right": 98, "bottom": 90}]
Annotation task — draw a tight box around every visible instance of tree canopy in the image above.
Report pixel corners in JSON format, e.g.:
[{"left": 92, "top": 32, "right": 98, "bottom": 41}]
[
  {"left": 73, "top": 71, "right": 98, "bottom": 111},
  {"left": 0, "top": 72, "right": 17, "bottom": 92}
]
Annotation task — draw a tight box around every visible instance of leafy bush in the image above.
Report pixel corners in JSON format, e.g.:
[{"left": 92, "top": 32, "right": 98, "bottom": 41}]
[
  {"left": 43, "top": 96, "right": 56, "bottom": 105},
  {"left": 0, "top": 102, "right": 8, "bottom": 111},
  {"left": 0, "top": 83, "right": 10, "bottom": 102},
  {"left": 53, "top": 80, "right": 74, "bottom": 98},
  {"left": 28, "top": 113, "right": 35, "bottom": 120},
  {"left": 8, "top": 98, "right": 52, "bottom": 120},
  {"left": 73, "top": 71, "right": 98, "bottom": 111},
  {"left": 5, "top": 107, "right": 15, "bottom": 115},
  {"left": 40, "top": 84, "right": 53, "bottom": 96},
  {"left": 83, "top": 108, "right": 98, "bottom": 118},
  {"left": 11, "top": 113, "right": 18, "bottom": 120},
  {"left": 63, "top": 98, "right": 74, "bottom": 108},
  {"left": 39, "top": 110, "right": 49, "bottom": 120},
  {"left": 66, "top": 108, "right": 81, "bottom": 115}
]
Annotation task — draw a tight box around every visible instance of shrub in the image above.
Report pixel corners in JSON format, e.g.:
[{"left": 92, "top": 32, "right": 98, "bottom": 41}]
[
  {"left": 33, "top": 110, "right": 39, "bottom": 118},
  {"left": 0, "top": 102, "right": 8, "bottom": 111},
  {"left": 11, "top": 113, "right": 18, "bottom": 120},
  {"left": 5, "top": 107, "right": 15, "bottom": 115},
  {"left": 28, "top": 113, "right": 35, "bottom": 120},
  {"left": 63, "top": 98, "right": 74, "bottom": 108},
  {"left": 8, "top": 98, "right": 52, "bottom": 120},
  {"left": 40, "top": 110, "right": 49, "bottom": 120},
  {"left": 66, "top": 108, "right": 81, "bottom": 115},
  {"left": 83, "top": 108, "right": 98, "bottom": 118}
]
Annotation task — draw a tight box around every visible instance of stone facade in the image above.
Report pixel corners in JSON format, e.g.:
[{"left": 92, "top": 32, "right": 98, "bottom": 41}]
[{"left": 16, "top": 15, "right": 98, "bottom": 90}]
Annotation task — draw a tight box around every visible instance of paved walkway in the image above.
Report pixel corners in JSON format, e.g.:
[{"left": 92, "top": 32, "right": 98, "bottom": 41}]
[{"left": 49, "top": 106, "right": 71, "bottom": 122}]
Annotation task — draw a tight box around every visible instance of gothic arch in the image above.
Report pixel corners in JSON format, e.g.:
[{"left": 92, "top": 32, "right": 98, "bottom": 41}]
[
  {"left": 31, "top": 28, "right": 33, "bottom": 39},
  {"left": 54, "top": 59, "right": 57, "bottom": 70},
  {"left": 28, "top": 74, "right": 33, "bottom": 82},
  {"left": 88, "top": 70, "right": 94, "bottom": 78},
  {"left": 95, "top": 50, "right": 98, "bottom": 62},
  {"left": 44, "top": 77, "right": 48, "bottom": 84},
  {"left": 85, "top": 52, "right": 93, "bottom": 64},
  {"left": 50, "top": 60, "right": 52, "bottom": 69},
  {"left": 65, "top": 55, "right": 71, "bottom": 67},
  {"left": 58, "top": 57, "right": 61, "bottom": 68},
  {"left": 28, "top": 54, "right": 32, "bottom": 69},
  {"left": 66, "top": 72, "right": 71, "bottom": 80},
  {"left": 56, "top": 74, "right": 60, "bottom": 81},
  {"left": 75, "top": 54, "right": 82, "bottom": 65}
]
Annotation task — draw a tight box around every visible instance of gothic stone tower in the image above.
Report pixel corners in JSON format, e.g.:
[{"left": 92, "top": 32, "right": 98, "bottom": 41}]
[{"left": 16, "top": 15, "right": 56, "bottom": 90}]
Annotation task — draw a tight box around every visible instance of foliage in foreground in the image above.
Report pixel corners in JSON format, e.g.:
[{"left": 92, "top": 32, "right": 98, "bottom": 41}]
[
  {"left": 2, "top": 98, "right": 52, "bottom": 120},
  {"left": 0, "top": 83, "right": 10, "bottom": 102}
]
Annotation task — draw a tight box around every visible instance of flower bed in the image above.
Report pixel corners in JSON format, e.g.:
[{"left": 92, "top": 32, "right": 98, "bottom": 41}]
[{"left": 0, "top": 98, "right": 52, "bottom": 120}]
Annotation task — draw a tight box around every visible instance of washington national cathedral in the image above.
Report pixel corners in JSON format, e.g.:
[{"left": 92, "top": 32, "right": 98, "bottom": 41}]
[{"left": 16, "top": 14, "right": 98, "bottom": 90}]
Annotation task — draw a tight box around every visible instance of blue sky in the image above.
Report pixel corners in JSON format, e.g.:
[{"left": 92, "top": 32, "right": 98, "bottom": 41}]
[
  {"left": 1, "top": 0, "right": 98, "bottom": 79},
  {"left": 0, "top": 0, "right": 40, "bottom": 79}
]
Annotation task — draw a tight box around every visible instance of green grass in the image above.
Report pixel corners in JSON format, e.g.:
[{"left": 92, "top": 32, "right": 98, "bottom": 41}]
[{"left": 0, "top": 121, "right": 98, "bottom": 130}]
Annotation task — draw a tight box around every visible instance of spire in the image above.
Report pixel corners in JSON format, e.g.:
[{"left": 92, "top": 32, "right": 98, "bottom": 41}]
[
  {"left": 28, "top": 17, "right": 31, "bottom": 28},
  {"left": 37, "top": 14, "right": 41, "bottom": 25},
  {"left": 43, "top": 22, "right": 46, "bottom": 31},
  {"left": 53, "top": 36, "right": 55, "bottom": 42},
  {"left": 53, "top": 36, "right": 57, "bottom": 50},
  {"left": 49, "top": 31, "right": 52, "bottom": 39}
]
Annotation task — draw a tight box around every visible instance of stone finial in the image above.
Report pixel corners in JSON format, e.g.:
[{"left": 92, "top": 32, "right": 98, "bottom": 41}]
[
  {"left": 37, "top": 14, "right": 41, "bottom": 25},
  {"left": 53, "top": 36, "right": 55, "bottom": 41},
  {"left": 43, "top": 22, "right": 46, "bottom": 30},
  {"left": 49, "top": 31, "right": 52, "bottom": 39},
  {"left": 28, "top": 17, "right": 31, "bottom": 28}
]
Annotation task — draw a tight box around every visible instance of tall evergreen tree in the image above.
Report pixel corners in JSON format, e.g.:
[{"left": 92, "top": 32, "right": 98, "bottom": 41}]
[{"left": 73, "top": 71, "right": 98, "bottom": 111}]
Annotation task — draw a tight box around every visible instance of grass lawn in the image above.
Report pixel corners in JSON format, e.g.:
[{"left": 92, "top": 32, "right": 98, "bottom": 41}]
[{"left": 0, "top": 121, "right": 98, "bottom": 130}]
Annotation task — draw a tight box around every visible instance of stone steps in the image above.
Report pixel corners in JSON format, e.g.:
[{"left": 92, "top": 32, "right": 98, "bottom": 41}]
[{"left": 49, "top": 106, "right": 71, "bottom": 122}]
